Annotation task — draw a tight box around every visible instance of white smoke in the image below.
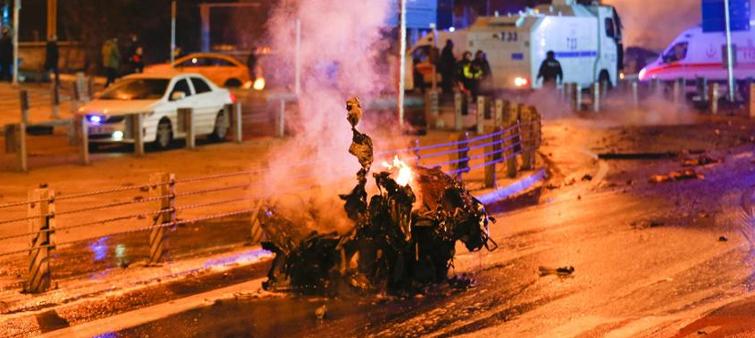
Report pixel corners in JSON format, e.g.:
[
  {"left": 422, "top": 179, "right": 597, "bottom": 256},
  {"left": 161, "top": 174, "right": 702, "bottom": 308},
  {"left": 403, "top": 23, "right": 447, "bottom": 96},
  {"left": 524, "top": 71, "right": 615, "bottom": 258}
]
[{"left": 258, "top": 0, "right": 394, "bottom": 232}]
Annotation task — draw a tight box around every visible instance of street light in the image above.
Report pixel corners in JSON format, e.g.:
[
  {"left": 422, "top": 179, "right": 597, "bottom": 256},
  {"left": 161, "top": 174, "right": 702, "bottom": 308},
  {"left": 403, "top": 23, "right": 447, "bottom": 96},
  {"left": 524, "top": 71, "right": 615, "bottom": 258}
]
[
  {"left": 398, "top": 0, "right": 407, "bottom": 129},
  {"left": 171, "top": 0, "right": 176, "bottom": 63}
]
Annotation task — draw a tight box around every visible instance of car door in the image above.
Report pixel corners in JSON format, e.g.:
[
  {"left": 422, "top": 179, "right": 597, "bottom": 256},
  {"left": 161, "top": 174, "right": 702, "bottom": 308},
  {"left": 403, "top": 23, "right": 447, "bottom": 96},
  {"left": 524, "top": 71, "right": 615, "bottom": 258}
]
[
  {"left": 189, "top": 77, "right": 220, "bottom": 135},
  {"left": 165, "top": 77, "right": 195, "bottom": 139}
]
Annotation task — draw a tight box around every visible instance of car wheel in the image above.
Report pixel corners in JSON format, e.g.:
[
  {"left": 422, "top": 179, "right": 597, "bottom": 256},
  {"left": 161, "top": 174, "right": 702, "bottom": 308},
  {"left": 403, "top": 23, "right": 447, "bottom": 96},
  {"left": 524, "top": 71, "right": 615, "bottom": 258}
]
[
  {"left": 154, "top": 119, "right": 173, "bottom": 149},
  {"left": 210, "top": 110, "right": 230, "bottom": 141},
  {"left": 224, "top": 78, "right": 242, "bottom": 88}
]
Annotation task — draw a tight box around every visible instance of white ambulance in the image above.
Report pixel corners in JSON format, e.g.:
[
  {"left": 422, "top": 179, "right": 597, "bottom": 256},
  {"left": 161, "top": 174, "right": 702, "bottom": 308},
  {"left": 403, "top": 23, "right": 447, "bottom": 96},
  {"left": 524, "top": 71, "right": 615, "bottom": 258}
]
[
  {"left": 639, "top": 24, "right": 755, "bottom": 82},
  {"left": 409, "top": 0, "right": 624, "bottom": 90}
]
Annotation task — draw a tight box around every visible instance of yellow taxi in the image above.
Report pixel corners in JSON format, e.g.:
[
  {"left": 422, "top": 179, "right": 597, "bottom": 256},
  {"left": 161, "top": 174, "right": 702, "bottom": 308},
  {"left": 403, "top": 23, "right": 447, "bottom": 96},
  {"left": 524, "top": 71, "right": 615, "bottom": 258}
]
[{"left": 145, "top": 53, "right": 252, "bottom": 89}]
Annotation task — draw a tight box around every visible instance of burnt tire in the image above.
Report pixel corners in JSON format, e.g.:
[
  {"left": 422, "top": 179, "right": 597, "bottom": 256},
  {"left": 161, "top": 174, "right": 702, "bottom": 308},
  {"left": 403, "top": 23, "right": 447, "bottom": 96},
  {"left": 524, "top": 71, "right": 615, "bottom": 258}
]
[
  {"left": 210, "top": 109, "right": 230, "bottom": 142},
  {"left": 154, "top": 118, "right": 173, "bottom": 149}
]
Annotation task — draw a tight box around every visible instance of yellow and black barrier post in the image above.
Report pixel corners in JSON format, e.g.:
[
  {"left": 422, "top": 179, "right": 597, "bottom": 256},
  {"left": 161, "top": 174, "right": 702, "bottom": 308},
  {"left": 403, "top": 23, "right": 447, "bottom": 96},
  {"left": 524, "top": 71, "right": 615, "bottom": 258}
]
[
  {"left": 149, "top": 172, "right": 175, "bottom": 265},
  {"left": 25, "top": 186, "right": 55, "bottom": 293}
]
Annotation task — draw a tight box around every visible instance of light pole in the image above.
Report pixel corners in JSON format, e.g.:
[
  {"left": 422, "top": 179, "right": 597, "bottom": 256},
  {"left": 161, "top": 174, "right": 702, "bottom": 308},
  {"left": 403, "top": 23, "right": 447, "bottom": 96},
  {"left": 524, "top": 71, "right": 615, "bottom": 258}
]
[
  {"left": 723, "top": 0, "right": 736, "bottom": 102},
  {"left": 170, "top": 0, "right": 176, "bottom": 63},
  {"left": 398, "top": 0, "right": 407, "bottom": 129},
  {"left": 12, "top": 0, "right": 20, "bottom": 85}
]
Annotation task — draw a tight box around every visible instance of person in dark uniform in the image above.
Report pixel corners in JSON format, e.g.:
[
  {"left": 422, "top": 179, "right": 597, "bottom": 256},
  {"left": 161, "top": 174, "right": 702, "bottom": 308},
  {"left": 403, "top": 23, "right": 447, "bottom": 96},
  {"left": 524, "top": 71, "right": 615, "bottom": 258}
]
[
  {"left": 45, "top": 35, "right": 60, "bottom": 84},
  {"left": 537, "top": 50, "right": 563, "bottom": 88},
  {"left": 0, "top": 27, "right": 13, "bottom": 81}
]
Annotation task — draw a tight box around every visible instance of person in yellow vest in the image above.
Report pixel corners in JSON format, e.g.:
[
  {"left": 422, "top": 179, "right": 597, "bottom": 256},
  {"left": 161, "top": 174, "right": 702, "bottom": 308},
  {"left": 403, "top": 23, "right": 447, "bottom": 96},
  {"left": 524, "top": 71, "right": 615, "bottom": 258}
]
[{"left": 458, "top": 51, "right": 483, "bottom": 99}]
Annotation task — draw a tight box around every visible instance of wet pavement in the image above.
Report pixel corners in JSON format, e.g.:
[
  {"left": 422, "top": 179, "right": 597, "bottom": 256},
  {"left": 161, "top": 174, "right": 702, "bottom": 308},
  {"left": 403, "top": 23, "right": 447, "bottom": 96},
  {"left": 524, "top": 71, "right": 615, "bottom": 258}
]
[
  {"left": 107, "top": 117, "right": 755, "bottom": 337},
  {"left": 2, "top": 114, "right": 753, "bottom": 337}
]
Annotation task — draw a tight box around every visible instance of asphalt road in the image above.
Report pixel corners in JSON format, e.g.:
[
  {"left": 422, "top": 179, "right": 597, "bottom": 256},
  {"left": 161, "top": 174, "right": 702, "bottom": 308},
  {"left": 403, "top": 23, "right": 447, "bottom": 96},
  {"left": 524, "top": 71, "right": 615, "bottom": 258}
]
[{"left": 112, "top": 117, "right": 755, "bottom": 337}]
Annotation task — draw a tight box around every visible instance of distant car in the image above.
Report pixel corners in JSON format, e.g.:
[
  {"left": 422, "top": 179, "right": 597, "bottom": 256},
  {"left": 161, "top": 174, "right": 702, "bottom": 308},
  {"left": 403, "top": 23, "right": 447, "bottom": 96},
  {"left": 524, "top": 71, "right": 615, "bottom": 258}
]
[
  {"left": 145, "top": 53, "right": 251, "bottom": 88},
  {"left": 77, "top": 72, "right": 235, "bottom": 149}
]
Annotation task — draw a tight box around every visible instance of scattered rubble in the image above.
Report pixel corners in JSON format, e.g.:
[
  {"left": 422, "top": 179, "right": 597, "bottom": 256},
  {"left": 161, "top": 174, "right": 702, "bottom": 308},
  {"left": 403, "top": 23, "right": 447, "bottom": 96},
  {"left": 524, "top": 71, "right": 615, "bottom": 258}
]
[
  {"left": 598, "top": 152, "right": 678, "bottom": 160},
  {"left": 581, "top": 174, "right": 593, "bottom": 182},
  {"left": 538, "top": 266, "right": 574, "bottom": 278},
  {"left": 649, "top": 169, "right": 704, "bottom": 184},
  {"left": 681, "top": 154, "right": 721, "bottom": 167},
  {"left": 257, "top": 97, "right": 497, "bottom": 295}
]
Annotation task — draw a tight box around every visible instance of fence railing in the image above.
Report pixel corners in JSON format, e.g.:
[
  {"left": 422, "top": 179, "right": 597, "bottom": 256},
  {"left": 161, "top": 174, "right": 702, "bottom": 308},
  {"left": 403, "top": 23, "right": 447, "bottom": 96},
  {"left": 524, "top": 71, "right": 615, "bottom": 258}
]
[{"left": 0, "top": 99, "right": 543, "bottom": 294}]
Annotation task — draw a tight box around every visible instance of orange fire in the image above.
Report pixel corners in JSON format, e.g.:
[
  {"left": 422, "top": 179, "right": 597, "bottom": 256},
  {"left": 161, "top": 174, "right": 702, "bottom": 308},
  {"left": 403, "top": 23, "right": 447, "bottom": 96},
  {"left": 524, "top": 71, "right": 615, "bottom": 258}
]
[{"left": 382, "top": 156, "right": 413, "bottom": 187}]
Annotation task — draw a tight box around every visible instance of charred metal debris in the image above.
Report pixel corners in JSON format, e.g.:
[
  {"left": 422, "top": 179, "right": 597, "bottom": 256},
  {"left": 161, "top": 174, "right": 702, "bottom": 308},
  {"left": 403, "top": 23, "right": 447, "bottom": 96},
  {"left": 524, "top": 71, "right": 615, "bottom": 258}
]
[{"left": 258, "top": 97, "right": 497, "bottom": 295}]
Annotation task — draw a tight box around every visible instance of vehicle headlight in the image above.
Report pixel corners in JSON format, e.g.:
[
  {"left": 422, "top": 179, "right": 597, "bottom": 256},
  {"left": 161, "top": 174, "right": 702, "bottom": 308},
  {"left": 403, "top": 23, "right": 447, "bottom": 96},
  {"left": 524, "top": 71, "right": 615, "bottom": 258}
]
[
  {"left": 514, "top": 77, "right": 529, "bottom": 87},
  {"left": 253, "top": 78, "right": 266, "bottom": 91},
  {"left": 87, "top": 114, "right": 104, "bottom": 124},
  {"left": 112, "top": 131, "right": 124, "bottom": 141}
]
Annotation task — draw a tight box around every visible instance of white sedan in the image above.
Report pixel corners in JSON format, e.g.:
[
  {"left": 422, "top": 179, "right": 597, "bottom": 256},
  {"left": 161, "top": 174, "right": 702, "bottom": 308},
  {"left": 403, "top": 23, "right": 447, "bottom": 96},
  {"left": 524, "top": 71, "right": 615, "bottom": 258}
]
[{"left": 78, "top": 72, "right": 235, "bottom": 149}]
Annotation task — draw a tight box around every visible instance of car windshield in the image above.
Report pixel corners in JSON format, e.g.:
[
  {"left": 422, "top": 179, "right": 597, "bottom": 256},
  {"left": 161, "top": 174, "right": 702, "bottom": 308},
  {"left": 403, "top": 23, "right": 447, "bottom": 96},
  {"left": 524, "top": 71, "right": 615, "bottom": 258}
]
[{"left": 99, "top": 79, "right": 170, "bottom": 100}]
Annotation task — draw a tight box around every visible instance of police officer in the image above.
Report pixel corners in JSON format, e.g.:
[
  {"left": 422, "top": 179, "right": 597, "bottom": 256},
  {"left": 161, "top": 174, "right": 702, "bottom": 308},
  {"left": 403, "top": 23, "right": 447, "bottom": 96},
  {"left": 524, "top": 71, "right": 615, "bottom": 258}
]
[
  {"left": 459, "top": 51, "right": 483, "bottom": 98},
  {"left": 537, "top": 50, "right": 563, "bottom": 88}
]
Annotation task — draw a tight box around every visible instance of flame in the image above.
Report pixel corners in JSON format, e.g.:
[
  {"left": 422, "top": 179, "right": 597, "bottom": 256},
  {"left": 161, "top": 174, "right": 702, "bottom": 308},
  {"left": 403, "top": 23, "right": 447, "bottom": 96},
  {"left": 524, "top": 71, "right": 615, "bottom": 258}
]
[{"left": 382, "top": 156, "right": 413, "bottom": 187}]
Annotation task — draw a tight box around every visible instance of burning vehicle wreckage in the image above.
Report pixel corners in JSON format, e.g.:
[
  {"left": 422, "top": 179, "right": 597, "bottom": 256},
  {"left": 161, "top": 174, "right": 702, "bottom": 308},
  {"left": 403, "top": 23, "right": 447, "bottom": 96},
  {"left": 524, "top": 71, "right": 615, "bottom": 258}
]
[{"left": 257, "top": 97, "right": 497, "bottom": 295}]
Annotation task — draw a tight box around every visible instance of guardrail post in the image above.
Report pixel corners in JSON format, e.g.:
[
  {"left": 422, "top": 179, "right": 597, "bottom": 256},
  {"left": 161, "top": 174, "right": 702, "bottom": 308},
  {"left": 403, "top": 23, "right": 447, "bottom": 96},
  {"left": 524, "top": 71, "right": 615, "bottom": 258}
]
[
  {"left": 571, "top": 83, "right": 582, "bottom": 112},
  {"left": 631, "top": 80, "right": 639, "bottom": 108},
  {"left": 50, "top": 82, "right": 60, "bottom": 119},
  {"left": 592, "top": 82, "right": 600, "bottom": 113},
  {"left": 129, "top": 114, "right": 145, "bottom": 156},
  {"left": 25, "top": 186, "right": 55, "bottom": 293},
  {"left": 504, "top": 120, "right": 518, "bottom": 178},
  {"left": 249, "top": 198, "right": 265, "bottom": 244},
  {"left": 425, "top": 89, "right": 439, "bottom": 129},
  {"left": 276, "top": 99, "right": 286, "bottom": 138},
  {"left": 229, "top": 103, "right": 242, "bottom": 143},
  {"left": 476, "top": 96, "right": 486, "bottom": 134},
  {"left": 485, "top": 127, "right": 502, "bottom": 188},
  {"left": 710, "top": 82, "right": 720, "bottom": 115},
  {"left": 76, "top": 115, "right": 89, "bottom": 165},
  {"left": 19, "top": 90, "right": 29, "bottom": 124},
  {"left": 412, "top": 139, "right": 421, "bottom": 166},
  {"left": 4, "top": 123, "right": 27, "bottom": 171},
  {"left": 178, "top": 108, "right": 195, "bottom": 150},
  {"left": 521, "top": 106, "right": 535, "bottom": 170},
  {"left": 455, "top": 132, "right": 469, "bottom": 181},
  {"left": 149, "top": 172, "right": 175, "bottom": 265},
  {"left": 494, "top": 99, "right": 503, "bottom": 127},
  {"left": 454, "top": 92, "right": 463, "bottom": 131}
]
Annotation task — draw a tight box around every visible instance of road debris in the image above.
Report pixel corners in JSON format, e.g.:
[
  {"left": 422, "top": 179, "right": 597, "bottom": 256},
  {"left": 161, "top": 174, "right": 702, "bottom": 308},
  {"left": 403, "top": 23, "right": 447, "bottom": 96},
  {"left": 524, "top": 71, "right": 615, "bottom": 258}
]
[
  {"left": 315, "top": 304, "right": 327, "bottom": 320},
  {"left": 538, "top": 266, "right": 575, "bottom": 278},
  {"left": 257, "top": 97, "right": 497, "bottom": 295},
  {"left": 649, "top": 169, "right": 704, "bottom": 183},
  {"left": 681, "top": 154, "right": 721, "bottom": 167},
  {"left": 719, "top": 236, "right": 728, "bottom": 242},
  {"left": 581, "top": 174, "right": 593, "bottom": 181},
  {"left": 598, "top": 152, "right": 678, "bottom": 160}
]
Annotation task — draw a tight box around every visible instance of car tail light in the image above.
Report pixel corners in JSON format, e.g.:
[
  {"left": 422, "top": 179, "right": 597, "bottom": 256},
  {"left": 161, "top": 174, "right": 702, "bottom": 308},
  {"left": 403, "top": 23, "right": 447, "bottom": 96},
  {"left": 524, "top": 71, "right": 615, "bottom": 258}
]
[{"left": 229, "top": 92, "right": 237, "bottom": 104}]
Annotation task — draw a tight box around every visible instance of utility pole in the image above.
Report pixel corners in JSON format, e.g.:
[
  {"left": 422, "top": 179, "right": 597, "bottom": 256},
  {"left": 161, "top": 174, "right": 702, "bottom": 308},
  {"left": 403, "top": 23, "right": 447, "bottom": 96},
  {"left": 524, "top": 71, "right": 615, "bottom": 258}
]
[
  {"left": 46, "top": 0, "right": 56, "bottom": 40},
  {"left": 723, "top": 0, "right": 736, "bottom": 102},
  {"left": 12, "top": 0, "right": 20, "bottom": 85},
  {"left": 398, "top": 0, "right": 407, "bottom": 129},
  {"left": 170, "top": 0, "right": 176, "bottom": 63}
]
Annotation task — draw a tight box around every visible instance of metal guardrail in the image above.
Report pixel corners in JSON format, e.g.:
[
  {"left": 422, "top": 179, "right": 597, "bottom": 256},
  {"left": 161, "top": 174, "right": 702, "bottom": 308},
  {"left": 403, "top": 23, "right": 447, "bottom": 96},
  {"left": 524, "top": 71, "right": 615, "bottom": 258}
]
[{"left": 0, "top": 99, "right": 543, "bottom": 294}]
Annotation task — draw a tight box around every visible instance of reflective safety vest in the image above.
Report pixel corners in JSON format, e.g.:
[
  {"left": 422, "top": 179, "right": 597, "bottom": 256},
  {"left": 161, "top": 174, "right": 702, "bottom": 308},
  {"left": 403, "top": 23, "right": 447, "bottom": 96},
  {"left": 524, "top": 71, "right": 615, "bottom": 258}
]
[{"left": 463, "top": 63, "right": 482, "bottom": 80}]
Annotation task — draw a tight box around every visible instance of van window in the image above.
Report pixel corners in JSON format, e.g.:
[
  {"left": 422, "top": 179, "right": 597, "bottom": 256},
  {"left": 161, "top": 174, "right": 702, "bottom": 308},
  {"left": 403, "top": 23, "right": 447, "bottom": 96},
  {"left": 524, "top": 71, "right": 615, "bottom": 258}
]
[
  {"left": 662, "top": 42, "right": 689, "bottom": 63},
  {"left": 605, "top": 18, "right": 616, "bottom": 38},
  {"left": 170, "top": 79, "right": 192, "bottom": 100}
]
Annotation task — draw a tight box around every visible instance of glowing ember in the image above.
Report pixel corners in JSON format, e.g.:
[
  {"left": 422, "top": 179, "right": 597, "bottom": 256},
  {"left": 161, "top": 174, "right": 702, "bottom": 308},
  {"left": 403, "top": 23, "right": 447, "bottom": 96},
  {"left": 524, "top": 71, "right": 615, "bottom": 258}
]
[{"left": 382, "top": 156, "right": 413, "bottom": 186}]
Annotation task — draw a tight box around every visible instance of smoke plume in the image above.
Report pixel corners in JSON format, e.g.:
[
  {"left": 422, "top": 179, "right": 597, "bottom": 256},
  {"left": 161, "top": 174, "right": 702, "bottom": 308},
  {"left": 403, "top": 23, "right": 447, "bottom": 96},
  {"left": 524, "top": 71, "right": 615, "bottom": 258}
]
[
  {"left": 603, "top": 0, "right": 700, "bottom": 51},
  {"left": 257, "top": 0, "right": 393, "bottom": 232}
]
